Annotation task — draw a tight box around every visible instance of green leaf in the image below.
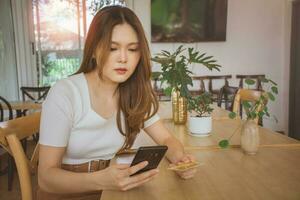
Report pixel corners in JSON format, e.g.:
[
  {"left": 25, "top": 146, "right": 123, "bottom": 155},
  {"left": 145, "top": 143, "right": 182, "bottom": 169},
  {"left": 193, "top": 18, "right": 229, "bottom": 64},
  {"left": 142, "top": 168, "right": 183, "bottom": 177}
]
[
  {"left": 229, "top": 112, "right": 237, "bottom": 119},
  {"left": 267, "top": 92, "right": 275, "bottom": 101},
  {"left": 245, "top": 79, "right": 255, "bottom": 85},
  {"left": 271, "top": 86, "right": 278, "bottom": 94},
  {"left": 249, "top": 112, "right": 257, "bottom": 120},
  {"left": 161, "top": 50, "right": 171, "bottom": 56},
  {"left": 219, "top": 140, "right": 229, "bottom": 149},
  {"left": 258, "top": 111, "right": 264, "bottom": 118},
  {"left": 164, "top": 87, "right": 173, "bottom": 96},
  {"left": 242, "top": 101, "right": 252, "bottom": 109}
]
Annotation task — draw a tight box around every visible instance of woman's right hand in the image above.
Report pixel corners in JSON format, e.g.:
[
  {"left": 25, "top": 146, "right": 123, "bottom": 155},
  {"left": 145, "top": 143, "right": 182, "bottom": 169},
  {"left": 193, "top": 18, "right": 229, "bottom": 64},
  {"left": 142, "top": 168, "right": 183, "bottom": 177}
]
[{"left": 94, "top": 161, "right": 159, "bottom": 191}]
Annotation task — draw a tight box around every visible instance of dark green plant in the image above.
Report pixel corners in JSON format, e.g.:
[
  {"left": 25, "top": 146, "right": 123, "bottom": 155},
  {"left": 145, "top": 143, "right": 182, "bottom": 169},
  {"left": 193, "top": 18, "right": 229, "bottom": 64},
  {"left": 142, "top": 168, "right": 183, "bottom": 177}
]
[
  {"left": 152, "top": 45, "right": 221, "bottom": 96},
  {"left": 187, "top": 92, "right": 213, "bottom": 117},
  {"left": 152, "top": 45, "right": 221, "bottom": 117},
  {"left": 218, "top": 78, "right": 278, "bottom": 148}
]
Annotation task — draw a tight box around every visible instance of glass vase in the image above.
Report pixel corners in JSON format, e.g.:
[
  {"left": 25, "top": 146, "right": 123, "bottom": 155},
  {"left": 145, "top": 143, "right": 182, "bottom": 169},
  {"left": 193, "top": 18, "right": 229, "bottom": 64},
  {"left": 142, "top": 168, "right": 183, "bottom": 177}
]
[{"left": 241, "top": 120, "right": 259, "bottom": 155}]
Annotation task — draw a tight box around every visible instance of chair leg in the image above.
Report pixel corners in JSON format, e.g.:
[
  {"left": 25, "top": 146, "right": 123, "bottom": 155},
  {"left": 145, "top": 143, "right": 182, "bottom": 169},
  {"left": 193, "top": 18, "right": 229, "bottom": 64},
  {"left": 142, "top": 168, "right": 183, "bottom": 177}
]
[
  {"left": 21, "top": 138, "right": 27, "bottom": 153},
  {"left": 33, "top": 132, "right": 40, "bottom": 143},
  {"left": 7, "top": 155, "right": 14, "bottom": 191}
]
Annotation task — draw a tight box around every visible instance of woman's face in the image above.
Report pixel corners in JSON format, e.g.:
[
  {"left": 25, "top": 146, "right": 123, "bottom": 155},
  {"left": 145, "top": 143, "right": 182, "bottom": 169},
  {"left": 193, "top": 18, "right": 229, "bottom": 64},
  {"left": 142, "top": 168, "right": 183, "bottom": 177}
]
[{"left": 96, "top": 23, "right": 141, "bottom": 84}]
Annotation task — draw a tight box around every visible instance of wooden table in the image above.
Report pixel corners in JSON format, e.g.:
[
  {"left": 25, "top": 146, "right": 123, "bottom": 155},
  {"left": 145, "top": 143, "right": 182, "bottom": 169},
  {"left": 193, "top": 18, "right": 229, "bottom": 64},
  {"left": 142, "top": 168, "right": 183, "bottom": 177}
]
[
  {"left": 101, "top": 102, "right": 300, "bottom": 200},
  {"left": 8, "top": 101, "right": 42, "bottom": 111},
  {"left": 3, "top": 101, "right": 42, "bottom": 117}
]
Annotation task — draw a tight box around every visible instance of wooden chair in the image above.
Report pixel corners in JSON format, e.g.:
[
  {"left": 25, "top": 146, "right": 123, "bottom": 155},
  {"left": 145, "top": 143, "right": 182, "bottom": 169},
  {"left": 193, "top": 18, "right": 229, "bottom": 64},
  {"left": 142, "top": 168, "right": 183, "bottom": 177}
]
[
  {"left": 0, "top": 95, "right": 15, "bottom": 190},
  {"left": 217, "top": 86, "right": 239, "bottom": 111},
  {"left": 191, "top": 75, "right": 232, "bottom": 101},
  {"left": 20, "top": 86, "right": 48, "bottom": 145},
  {"left": 236, "top": 74, "right": 265, "bottom": 91},
  {"left": 20, "top": 86, "right": 50, "bottom": 103},
  {"left": 232, "top": 89, "right": 266, "bottom": 125},
  {"left": 0, "top": 96, "right": 13, "bottom": 122},
  {"left": 190, "top": 76, "right": 206, "bottom": 95},
  {"left": 0, "top": 112, "right": 40, "bottom": 200},
  {"left": 151, "top": 72, "right": 170, "bottom": 101}
]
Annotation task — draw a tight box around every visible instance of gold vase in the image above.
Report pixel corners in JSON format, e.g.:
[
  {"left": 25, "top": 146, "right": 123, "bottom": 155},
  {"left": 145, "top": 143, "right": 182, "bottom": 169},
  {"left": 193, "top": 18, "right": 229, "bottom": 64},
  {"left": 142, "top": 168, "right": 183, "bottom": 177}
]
[{"left": 171, "top": 88, "right": 187, "bottom": 124}]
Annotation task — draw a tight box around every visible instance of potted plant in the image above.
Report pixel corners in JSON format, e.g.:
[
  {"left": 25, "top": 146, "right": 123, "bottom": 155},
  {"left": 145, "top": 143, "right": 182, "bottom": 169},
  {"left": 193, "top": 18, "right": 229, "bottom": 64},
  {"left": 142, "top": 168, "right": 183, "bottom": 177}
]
[
  {"left": 187, "top": 92, "right": 214, "bottom": 136},
  {"left": 218, "top": 78, "right": 278, "bottom": 154},
  {"left": 152, "top": 45, "right": 221, "bottom": 125}
]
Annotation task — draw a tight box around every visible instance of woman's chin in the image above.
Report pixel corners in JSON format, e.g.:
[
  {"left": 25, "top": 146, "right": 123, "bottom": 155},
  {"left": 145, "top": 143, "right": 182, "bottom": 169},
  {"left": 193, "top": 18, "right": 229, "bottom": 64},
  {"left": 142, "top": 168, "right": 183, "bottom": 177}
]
[{"left": 110, "top": 76, "right": 130, "bottom": 84}]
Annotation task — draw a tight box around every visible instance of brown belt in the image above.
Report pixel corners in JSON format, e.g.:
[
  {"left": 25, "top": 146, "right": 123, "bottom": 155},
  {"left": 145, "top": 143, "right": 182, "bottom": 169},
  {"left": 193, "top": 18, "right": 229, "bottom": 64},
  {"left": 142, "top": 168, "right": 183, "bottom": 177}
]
[
  {"left": 37, "top": 160, "right": 110, "bottom": 200},
  {"left": 61, "top": 159, "right": 110, "bottom": 173}
]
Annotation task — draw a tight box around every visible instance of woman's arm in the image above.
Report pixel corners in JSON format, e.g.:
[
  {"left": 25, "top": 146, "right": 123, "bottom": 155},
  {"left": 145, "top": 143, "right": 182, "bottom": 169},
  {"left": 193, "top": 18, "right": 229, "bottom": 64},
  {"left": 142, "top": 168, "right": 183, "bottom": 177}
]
[
  {"left": 38, "top": 145, "right": 96, "bottom": 193},
  {"left": 144, "top": 120, "right": 186, "bottom": 162},
  {"left": 144, "top": 120, "right": 197, "bottom": 179},
  {"left": 38, "top": 145, "right": 159, "bottom": 193}
]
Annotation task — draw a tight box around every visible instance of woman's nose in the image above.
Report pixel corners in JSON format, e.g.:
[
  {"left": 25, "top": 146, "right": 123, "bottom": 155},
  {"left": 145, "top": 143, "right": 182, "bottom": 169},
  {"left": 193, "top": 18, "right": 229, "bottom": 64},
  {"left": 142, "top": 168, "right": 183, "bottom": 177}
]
[{"left": 118, "top": 49, "right": 128, "bottom": 63}]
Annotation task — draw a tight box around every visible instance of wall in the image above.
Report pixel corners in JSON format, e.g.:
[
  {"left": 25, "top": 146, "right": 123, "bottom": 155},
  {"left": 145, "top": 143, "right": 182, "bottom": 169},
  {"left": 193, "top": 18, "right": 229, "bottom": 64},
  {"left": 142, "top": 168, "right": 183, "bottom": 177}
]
[{"left": 127, "top": 0, "right": 292, "bottom": 132}]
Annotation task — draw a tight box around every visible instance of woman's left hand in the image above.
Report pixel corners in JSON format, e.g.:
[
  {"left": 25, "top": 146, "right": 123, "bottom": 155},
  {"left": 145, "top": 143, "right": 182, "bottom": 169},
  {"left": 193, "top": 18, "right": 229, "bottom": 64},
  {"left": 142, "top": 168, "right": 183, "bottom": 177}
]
[{"left": 170, "top": 154, "right": 198, "bottom": 179}]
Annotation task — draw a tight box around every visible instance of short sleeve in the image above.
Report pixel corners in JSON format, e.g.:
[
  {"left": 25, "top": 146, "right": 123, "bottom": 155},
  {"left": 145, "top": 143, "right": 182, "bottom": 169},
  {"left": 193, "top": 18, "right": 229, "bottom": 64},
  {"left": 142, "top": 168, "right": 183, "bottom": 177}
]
[
  {"left": 144, "top": 113, "right": 160, "bottom": 128},
  {"left": 39, "top": 80, "right": 74, "bottom": 147}
]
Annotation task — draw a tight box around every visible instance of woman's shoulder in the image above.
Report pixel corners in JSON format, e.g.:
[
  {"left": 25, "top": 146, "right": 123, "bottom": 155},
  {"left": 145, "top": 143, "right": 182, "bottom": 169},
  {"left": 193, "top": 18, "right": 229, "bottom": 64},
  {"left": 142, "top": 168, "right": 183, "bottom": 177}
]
[
  {"left": 51, "top": 73, "right": 85, "bottom": 94},
  {"left": 43, "top": 73, "right": 87, "bottom": 122}
]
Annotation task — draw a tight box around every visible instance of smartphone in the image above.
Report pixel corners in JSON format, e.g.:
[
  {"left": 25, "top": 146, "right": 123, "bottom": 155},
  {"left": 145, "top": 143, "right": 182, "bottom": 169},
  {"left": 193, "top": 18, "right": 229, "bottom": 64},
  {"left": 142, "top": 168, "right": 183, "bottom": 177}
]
[{"left": 130, "top": 145, "right": 168, "bottom": 176}]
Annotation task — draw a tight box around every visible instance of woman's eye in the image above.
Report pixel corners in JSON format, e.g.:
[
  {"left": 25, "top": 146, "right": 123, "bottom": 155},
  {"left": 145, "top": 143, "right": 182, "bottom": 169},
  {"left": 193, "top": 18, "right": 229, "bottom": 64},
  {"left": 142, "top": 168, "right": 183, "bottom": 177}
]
[
  {"left": 129, "top": 48, "right": 138, "bottom": 52},
  {"left": 110, "top": 47, "right": 117, "bottom": 51}
]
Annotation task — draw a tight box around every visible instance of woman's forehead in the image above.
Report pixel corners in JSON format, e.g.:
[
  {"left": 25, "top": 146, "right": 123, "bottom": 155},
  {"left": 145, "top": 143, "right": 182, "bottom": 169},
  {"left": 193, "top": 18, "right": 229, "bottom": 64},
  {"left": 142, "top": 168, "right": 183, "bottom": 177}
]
[{"left": 111, "top": 23, "right": 139, "bottom": 45}]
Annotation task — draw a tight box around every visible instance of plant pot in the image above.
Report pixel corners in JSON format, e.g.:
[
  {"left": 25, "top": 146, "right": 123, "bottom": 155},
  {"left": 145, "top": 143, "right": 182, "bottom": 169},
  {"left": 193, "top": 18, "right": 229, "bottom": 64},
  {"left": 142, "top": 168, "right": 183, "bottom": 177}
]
[
  {"left": 171, "top": 89, "right": 187, "bottom": 124},
  {"left": 241, "top": 120, "right": 259, "bottom": 155},
  {"left": 188, "top": 116, "right": 212, "bottom": 137}
]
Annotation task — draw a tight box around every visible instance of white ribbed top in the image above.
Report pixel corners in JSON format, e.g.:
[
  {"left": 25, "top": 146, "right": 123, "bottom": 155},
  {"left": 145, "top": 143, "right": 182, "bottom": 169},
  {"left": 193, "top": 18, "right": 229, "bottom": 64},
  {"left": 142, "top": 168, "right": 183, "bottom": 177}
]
[{"left": 39, "top": 73, "right": 159, "bottom": 164}]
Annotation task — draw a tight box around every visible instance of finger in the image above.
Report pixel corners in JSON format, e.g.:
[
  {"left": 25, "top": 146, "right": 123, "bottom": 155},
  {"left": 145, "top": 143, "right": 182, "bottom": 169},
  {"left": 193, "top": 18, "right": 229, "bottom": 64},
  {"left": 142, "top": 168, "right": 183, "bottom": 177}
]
[
  {"left": 186, "top": 154, "right": 196, "bottom": 162},
  {"left": 115, "top": 163, "right": 131, "bottom": 169},
  {"left": 177, "top": 169, "right": 197, "bottom": 178},
  {"left": 181, "top": 168, "right": 197, "bottom": 176},
  {"left": 129, "top": 168, "right": 159, "bottom": 184},
  {"left": 127, "top": 161, "right": 148, "bottom": 176},
  {"left": 120, "top": 168, "right": 158, "bottom": 190},
  {"left": 182, "top": 154, "right": 195, "bottom": 163},
  {"left": 181, "top": 174, "right": 195, "bottom": 180},
  {"left": 122, "top": 175, "right": 155, "bottom": 191}
]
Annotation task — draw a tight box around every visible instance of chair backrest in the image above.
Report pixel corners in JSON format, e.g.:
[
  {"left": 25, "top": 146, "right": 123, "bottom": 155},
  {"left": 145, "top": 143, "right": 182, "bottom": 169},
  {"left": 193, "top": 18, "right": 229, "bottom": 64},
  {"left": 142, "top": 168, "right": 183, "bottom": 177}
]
[
  {"left": 20, "top": 86, "right": 50, "bottom": 102},
  {"left": 0, "top": 112, "right": 41, "bottom": 200},
  {"left": 236, "top": 74, "right": 265, "bottom": 91},
  {"left": 0, "top": 96, "right": 13, "bottom": 122},
  {"left": 151, "top": 72, "right": 170, "bottom": 101},
  {"left": 232, "top": 89, "right": 266, "bottom": 124},
  {"left": 217, "top": 86, "right": 239, "bottom": 111},
  {"left": 191, "top": 75, "right": 232, "bottom": 96}
]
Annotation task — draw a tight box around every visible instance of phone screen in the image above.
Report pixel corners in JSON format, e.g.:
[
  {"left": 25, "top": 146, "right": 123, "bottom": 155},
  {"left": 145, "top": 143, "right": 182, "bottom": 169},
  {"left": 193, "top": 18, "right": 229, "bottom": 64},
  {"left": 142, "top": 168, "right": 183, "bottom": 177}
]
[{"left": 130, "top": 145, "right": 168, "bottom": 176}]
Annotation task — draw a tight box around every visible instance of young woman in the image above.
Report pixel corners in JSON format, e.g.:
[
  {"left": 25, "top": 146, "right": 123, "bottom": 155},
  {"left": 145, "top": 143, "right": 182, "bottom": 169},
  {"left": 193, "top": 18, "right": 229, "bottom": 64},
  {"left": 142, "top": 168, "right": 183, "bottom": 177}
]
[{"left": 38, "top": 5, "right": 197, "bottom": 199}]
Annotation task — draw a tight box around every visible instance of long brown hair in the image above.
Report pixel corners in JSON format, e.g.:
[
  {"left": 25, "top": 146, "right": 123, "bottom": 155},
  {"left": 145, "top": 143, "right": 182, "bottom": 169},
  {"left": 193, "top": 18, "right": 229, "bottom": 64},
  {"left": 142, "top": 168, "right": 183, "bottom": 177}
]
[{"left": 75, "top": 6, "right": 158, "bottom": 150}]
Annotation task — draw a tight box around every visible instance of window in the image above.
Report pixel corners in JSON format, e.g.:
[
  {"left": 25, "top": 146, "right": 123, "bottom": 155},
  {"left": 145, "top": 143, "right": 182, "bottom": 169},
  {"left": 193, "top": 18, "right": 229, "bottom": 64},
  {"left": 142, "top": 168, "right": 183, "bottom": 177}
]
[{"left": 32, "top": 0, "right": 125, "bottom": 86}]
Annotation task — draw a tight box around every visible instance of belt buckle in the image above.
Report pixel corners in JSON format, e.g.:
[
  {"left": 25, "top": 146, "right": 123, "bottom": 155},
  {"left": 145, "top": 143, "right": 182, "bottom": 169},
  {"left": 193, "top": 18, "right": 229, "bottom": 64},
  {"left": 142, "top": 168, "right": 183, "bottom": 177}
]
[{"left": 88, "top": 160, "right": 100, "bottom": 172}]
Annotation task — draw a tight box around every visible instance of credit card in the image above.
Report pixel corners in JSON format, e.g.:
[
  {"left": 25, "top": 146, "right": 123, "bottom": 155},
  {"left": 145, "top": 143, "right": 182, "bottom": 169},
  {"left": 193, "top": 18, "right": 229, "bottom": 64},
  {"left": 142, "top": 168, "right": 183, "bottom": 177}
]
[{"left": 167, "top": 161, "right": 201, "bottom": 171}]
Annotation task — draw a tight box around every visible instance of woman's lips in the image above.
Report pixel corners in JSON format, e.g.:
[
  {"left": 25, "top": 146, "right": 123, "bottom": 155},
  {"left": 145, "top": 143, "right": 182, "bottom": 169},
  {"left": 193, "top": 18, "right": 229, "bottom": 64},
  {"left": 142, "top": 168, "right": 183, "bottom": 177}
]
[{"left": 114, "top": 68, "right": 127, "bottom": 75}]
